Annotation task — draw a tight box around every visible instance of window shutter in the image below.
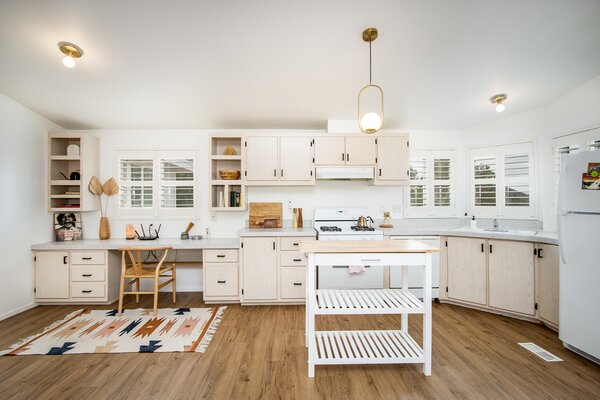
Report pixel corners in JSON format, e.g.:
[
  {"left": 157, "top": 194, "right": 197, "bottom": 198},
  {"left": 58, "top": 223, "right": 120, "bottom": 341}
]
[
  {"left": 473, "top": 157, "right": 496, "bottom": 207},
  {"left": 119, "top": 159, "right": 153, "bottom": 208},
  {"left": 504, "top": 153, "right": 529, "bottom": 207},
  {"left": 433, "top": 158, "right": 451, "bottom": 207},
  {"left": 410, "top": 158, "right": 427, "bottom": 207},
  {"left": 160, "top": 158, "right": 194, "bottom": 208}
]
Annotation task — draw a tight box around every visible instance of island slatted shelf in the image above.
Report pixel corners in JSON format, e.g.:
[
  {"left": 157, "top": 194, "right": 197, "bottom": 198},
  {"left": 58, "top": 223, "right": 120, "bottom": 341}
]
[{"left": 299, "top": 239, "right": 439, "bottom": 377}]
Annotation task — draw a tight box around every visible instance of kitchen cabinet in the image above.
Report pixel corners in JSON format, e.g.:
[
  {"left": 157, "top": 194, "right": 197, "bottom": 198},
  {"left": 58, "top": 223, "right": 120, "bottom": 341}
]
[
  {"left": 35, "top": 251, "right": 70, "bottom": 300},
  {"left": 280, "top": 137, "right": 313, "bottom": 181},
  {"left": 375, "top": 135, "right": 410, "bottom": 183},
  {"left": 245, "top": 136, "right": 279, "bottom": 181},
  {"left": 535, "top": 244, "right": 559, "bottom": 328},
  {"left": 345, "top": 137, "right": 376, "bottom": 165},
  {"left": 446, "top": 237, "right": 487, "bottom": 305},
  {"left": 241, "top": 237, "right": 278, "bottom": 301},
  {"left": 488, "top": 240, "right": 535, "bottom": 315},
  {"left": 203, "top": 249, "right": 240, "bottom": 303},
  {"left": 314, "top": 136, "right": 377, "bottom": 166},
  {"left": 314, "top": 137, "right": 345, "bottom": 165}
]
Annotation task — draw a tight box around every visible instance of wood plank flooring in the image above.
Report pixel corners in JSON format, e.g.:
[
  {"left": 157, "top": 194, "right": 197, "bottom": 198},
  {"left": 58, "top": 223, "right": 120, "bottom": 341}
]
[{"left": 0, "top": 293, "right": 599, "bottom": 399}]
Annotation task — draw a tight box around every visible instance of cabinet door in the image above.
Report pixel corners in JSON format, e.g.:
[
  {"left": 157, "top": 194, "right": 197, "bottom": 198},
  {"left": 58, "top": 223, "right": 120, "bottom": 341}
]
[
  {"left": 376, "top": 136, "right": 409, "bottom": 181},
  {"left": 345, "top": 137, "right": 376, "bottom": 166},
  {"left": 488, "top": 240, "right": 535, "bottom": 315},
  {"left": 280, "top": 267, "right": 306, "bottom": 300},
  {"left": 280, "top": 137, "right": 313, "bottom": 182},
  {"left": 536, "top": 244, "right": 559, "bottom": 326},
  {"left": 447, "top": 237, "right": 487, "bottom": 305},
  {"left": 35, "top": 251, "right": 70, "bottom": 299},
  {"left": 314, "top": 137, "right": 345, "bottom": 165},
  {"left": 245, "top": 136, "right": 278, "bottom": 181},
  {"left": 242, "top": 238, "right": 277, "bottom": 300}
]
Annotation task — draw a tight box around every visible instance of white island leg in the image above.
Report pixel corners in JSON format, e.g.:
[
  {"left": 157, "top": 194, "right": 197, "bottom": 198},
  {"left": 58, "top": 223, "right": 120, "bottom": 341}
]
[
  {"left": 401, "top": 264, "right": 408, "bottom": 332},
  {"left": 307, "top": 253, "right": 316, "bottom": 378},
  {"left": 423, "top": 252, "right": 432, "bottom": 376}
]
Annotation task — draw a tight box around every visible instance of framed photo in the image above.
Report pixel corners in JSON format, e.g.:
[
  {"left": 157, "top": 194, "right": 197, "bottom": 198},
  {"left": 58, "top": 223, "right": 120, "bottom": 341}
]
[{"left": 54, "top": 212, "right": 82, "bottom": 241}]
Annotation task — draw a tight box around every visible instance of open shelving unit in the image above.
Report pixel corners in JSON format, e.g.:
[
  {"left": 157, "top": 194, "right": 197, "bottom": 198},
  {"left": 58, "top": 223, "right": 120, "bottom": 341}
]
[
  {"left": 48, "top": 132, "right": 99, "bottom": 212},
  {"left": 209, "top": 135, "right": 246, "bottom": 211}
]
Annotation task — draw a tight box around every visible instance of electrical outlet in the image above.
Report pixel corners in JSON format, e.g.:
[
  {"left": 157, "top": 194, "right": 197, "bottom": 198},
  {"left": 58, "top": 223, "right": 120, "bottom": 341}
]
[
  {"left": 392, "top": 204, "right": 402, "bottom": 214},
  {"left": 288, "top": 200, "right": 293, "bottom": 210},
  {"left": 211, "top": 212, "right": 217, "bottom": 222}
]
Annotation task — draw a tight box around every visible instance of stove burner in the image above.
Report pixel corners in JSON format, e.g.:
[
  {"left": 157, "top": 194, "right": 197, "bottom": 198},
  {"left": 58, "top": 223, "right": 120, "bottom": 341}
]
[
  {"left": 319, "top": 226, "right": 342, "bottom": 232},
  {"left": 351, "top": 226, "right": 375, "bottom": 232}
]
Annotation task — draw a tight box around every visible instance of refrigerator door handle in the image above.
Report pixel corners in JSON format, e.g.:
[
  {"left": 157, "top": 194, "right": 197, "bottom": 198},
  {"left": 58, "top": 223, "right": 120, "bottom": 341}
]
[{"left": 558, "top": 213, "right": 567, "bottom": 264}]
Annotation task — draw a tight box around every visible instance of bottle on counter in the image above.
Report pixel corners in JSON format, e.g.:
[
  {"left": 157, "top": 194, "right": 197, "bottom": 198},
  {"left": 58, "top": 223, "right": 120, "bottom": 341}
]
[
  {"left": 470, "top": 215, "right": 477, "bottom": 228},
  {"left": 463, "top": 212, "right": 469, "bottom": 227}
]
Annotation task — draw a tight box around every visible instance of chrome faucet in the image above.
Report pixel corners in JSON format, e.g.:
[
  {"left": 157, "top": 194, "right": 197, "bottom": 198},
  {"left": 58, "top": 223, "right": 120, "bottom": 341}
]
[{"left": 493, "top": 219, "right": 499, "bottom": 230}]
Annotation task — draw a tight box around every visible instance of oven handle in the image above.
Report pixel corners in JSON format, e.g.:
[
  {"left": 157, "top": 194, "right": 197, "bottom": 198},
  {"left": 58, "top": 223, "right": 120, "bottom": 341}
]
[{"left": 332, "top": 265, "right": 371, "bottom": 268}]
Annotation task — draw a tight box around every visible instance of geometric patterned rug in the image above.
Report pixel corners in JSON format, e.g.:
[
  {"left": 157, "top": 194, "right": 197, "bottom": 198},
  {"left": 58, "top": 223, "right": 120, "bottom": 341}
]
[{"left": 0, "top": 307, "right": 226, "bottom": 356}]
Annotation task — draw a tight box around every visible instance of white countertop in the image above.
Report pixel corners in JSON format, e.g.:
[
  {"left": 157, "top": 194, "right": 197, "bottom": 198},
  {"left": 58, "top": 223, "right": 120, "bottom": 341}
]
[
  {"left": 238, "top": 227, "right": 317, "bottom": 237},
  {"left": 30, "top": 238, "right": 240, "bottom": 251}
]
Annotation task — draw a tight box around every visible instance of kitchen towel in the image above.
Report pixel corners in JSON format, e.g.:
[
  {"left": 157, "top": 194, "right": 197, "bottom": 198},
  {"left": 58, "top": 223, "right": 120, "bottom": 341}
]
[{"left": 348, "top": 265, "right": 366, "bottom": 274}]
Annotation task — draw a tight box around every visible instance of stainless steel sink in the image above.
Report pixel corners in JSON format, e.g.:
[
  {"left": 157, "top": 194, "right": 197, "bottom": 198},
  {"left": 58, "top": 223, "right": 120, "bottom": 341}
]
[{"left": 484, "top": 228, "right": 509, "bottom": 232}]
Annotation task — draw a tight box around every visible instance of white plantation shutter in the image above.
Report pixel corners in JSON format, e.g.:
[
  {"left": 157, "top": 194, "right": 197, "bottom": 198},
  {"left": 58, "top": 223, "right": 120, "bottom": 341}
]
[
  {"left": 433, "top": 158, "right": 451, "bottom": 207},
  {"left": 504, "top": 153, "right": 529, "bottom": 207},
  {"left": 473, "top": 157, "right": 497, "bottom": 207},
  {"left": 409, "top": 157, "right": 427, "bottom": 207},
  {"left": 160, "top": 158, "right": 194, "bottom": 208},
  {"left": 119, "top": 159, "right": 153, "bottom": 208},
  {"left": 554, "top": 144, "right": 580, "bottom": 206}
]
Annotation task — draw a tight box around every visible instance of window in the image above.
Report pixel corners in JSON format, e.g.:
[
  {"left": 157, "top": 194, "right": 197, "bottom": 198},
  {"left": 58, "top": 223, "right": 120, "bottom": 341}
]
[
  {"left": 470, "top": 143, "right": 535, "bottom": 219},
  {"left": 405, "top": 150, "right": 455, "bottom": 217},
  {"left": 116, "top": 150, "right": 197, "bottom": 217}
]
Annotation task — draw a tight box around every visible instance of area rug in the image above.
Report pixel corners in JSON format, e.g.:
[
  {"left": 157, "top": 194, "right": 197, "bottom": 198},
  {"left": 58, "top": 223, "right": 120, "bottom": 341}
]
[{"left": 1, "top": 307, "right": 226, "bottom": 356}]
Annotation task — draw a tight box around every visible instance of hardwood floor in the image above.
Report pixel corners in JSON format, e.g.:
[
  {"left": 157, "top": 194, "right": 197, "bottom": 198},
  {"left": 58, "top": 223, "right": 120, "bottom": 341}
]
[{"left": 0, "top": 293, "right": 599, "bottom": 399}]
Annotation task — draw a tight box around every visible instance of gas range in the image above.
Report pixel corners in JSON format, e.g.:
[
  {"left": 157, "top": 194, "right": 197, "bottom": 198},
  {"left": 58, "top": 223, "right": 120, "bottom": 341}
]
[{"left": 314, "top": 208, "right": 382, "bottom": 239}]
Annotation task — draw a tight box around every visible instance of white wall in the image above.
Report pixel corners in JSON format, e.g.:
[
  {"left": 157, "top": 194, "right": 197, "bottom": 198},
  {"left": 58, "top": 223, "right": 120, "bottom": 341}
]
[{"left": 0, "top": 93, "right": 62, "bottom": 320}]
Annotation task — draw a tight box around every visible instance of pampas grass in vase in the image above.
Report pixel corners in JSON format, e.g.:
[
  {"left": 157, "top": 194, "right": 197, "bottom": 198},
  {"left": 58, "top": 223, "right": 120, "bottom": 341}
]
[{"left": 89, "top": 176, "right": 119, "bottom": 240}]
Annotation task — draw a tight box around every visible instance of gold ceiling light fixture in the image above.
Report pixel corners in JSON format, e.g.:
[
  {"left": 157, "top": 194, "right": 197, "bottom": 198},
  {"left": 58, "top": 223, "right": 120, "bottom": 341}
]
[
  {"left": 358, "top": 27, "right": 384, "bottom": 134},
  {"left": 58, "top": 41, "right": 84, "bottom": 69},
  {"left": 490, "top": 93, "right": 507, "bottom": 113}
]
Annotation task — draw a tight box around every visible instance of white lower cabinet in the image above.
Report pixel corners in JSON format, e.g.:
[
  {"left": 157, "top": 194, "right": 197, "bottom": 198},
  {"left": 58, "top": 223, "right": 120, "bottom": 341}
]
[
  {"left": 280, "top": 267, "right": 306, "bottom": 300},
  {"left": 535, "top": 244, "right": 559, "bottom": 328},
  {"left": 203, "top": 250, "right": 240, "bottom": 303},
  {"left": 446, "top": 237, "right": 487, "bottom": 305},
  {"left": 35, "top": 251, "right": 70, "bottom": 300}
]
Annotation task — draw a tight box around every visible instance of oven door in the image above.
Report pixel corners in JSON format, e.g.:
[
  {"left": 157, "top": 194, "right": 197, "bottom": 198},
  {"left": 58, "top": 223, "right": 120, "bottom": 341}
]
[{"left": 317, "top": 234, "right": 384, "bottom": 289}]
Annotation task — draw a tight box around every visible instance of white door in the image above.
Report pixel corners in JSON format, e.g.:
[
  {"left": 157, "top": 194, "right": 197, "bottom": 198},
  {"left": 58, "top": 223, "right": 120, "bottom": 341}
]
[
  {"left": 377, "top": 136, "right": 409, "bottom": 181},
  {"left": 314, "top": 137, "right": 345, "bottom": 166},
  {"left": 447, "top": 237, "right": 487, "bottom": 305},
  {"left": 488, "top": 240, "right": 535, "bottom": 315},
  {"left": 245, "top": 136, "right": 279, "bottom": 181},
  {"left": 536, "top": 244, "right": 559, "bottom": 327},
  {"left": 345, "top": 137, "right": 376, "bottom": 166},
  {"left": 242, "top": 237, "right": 277, "bottom": 301},
  {"left": 35, "top": 251, "right": 70, "bottom": 299},
  {"left": 280, "top": 137, "right": 313, "bottom": 182}
]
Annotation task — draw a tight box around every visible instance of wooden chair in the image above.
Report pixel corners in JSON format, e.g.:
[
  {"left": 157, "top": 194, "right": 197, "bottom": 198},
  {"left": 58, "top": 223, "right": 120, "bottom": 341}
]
[{"left": 117, "top": 247, "right": 176, "bottom": 317}]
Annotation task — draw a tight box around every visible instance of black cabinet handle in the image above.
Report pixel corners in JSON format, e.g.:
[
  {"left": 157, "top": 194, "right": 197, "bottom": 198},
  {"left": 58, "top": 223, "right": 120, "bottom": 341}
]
[
  {"left": 489, "top": 244, "right": 493, "bottom": 254},
  {"left": 481, "top": 243, "right": 484, "bottom": 253},
  {"left": 292, "top": 243, "right": 299, "bottom": 246},
  {"left": 293, "top": 258, "right": 302, "bottom": 262},
  {"left": 82, "top": 257, "right": 92, "bottom": 260},
  {"left": 281, "top": 169, "right": 284, "bottom": 177},
  {"left": 273, "top": 242, "right": 276, "bottom": 250},
  {"left": 217, "top": 280, "right": 226, "bottom": 284},
  {"left": 82, "top": 290, "right": 92, "bottom": 293},
  {"left": 217, "top": 255, "right": 226, "bottom": 258},
  {"left": 293, "top": 282, "right": 302, "bottom": 286},
  {"left": 379, "top": 169, "right": 382, "bottom": 177},
  {"left": 538, "top": 248, "right": 544, "bottom": 259},
  {"left": 63, "top": 256, "right": 68, "bottom": 264},
  {"left": 274, "top": 169, "right": 277, "bottom": 177},
  {"left": 342, "top": 153, "right": 345, "bottom": 161},
  {"left": 346, "top": 153, "right": 350, "bottom": 162},
  {"left": 82, "top": 273, "right": 92, "bottom": 277}
]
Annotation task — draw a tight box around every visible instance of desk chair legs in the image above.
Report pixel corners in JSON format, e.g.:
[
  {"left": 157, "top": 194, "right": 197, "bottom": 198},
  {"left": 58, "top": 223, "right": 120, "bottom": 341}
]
[{"left": 172, "top": 265, "right": 177, "bottom": 303}]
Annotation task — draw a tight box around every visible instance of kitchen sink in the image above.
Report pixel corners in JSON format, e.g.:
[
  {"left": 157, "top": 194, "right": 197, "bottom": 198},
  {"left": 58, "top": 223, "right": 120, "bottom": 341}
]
[{"left": 451, "top": 227, "right": 539, "bottom": 235}]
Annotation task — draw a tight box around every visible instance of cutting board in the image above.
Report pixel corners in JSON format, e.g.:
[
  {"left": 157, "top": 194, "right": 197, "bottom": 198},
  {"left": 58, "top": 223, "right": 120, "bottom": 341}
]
[{"left": 249, "top": 202, "right": 283, "bottom": 228}]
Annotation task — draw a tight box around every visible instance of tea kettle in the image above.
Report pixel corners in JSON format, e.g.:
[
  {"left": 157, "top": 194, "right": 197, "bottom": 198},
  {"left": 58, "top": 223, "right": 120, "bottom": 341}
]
[{"left": 355, "top": 215, "right": 374, "bottom": 228}]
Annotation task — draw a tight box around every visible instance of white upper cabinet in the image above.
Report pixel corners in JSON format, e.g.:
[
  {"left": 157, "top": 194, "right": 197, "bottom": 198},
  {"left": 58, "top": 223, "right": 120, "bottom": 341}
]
[
  {"left": 345, "top": 137, "right": 377, "bottom": 166},
  {"left": 376, "top": 135, "right": 410, "bottom": 183},
  {"left": 280, "top": 137, "right": 313, "bottom": 182},
  {"left": 245, "top": 136, "right": 279, "bottom": 181},
  {"left": 314, "top": 137, "right": 346, "bottom": 166}
]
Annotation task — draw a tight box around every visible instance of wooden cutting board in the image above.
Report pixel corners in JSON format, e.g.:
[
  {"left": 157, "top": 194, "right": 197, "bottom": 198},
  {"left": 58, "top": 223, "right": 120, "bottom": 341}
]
[{"left": 249, "top": 202, "right": 283, "bottom": 228}]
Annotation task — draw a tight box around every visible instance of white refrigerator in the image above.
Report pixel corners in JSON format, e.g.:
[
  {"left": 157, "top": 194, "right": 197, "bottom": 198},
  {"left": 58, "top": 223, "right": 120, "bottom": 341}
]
[{"left": 558, "top": 150, "right": 600, "bottom": 363}]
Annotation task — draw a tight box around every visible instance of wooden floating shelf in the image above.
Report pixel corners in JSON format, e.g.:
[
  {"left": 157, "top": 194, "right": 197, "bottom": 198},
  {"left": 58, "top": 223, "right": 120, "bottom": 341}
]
[
  {"left": 50, "top": 207, "right": 81, "bottom": 212},
  {"left": 50, "top": 180, "right": 81, "bottom": 186},
  {"left": 51, "top": 155, "right": 81, "bottom": 161},
  {"left": 211, "top": 179, "right": 242, "bottom": 185},
  {"left": 50, "top": 194, "right": 81, "bottom": 199},
  {"left": 211, "top": 155, "right": 242, "bottom": 160},
  {"left": 314, "top": 289, "right": 424, "bottom": 315}
]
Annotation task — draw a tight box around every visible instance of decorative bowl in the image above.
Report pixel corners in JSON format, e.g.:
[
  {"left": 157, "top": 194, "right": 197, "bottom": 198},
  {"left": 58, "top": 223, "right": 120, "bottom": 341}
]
[{"left": 219, "top": 170, "right": 241, "bottom": 180}]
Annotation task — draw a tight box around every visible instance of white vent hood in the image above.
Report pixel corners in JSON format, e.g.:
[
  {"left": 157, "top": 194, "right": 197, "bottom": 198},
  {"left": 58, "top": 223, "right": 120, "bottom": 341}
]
[{"left": 315, "top": 167, "right": 375, "bottom": 180}]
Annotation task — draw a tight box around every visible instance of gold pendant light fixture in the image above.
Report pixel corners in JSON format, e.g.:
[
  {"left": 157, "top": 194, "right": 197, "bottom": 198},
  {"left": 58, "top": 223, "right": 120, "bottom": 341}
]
[
  {"left": 358, "top": 27, "right": 384, "bottom": 134},
  {"left": 490, "top": 93, "right": 507, "bottom": 112},
  {"left": 58, "top": 41, "right": 84, "bottom": 69}
]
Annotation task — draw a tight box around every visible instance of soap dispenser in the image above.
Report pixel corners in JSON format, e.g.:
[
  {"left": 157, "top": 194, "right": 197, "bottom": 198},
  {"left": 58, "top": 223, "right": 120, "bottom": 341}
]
[{"left": 470, "top": 215, "right": 477, "bottom": 228}]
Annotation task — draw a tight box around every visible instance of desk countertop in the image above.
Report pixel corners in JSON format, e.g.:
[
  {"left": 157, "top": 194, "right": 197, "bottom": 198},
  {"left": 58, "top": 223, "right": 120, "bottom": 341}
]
[{"left": 30, "top": 238, "right": 240, "bottom": 251}]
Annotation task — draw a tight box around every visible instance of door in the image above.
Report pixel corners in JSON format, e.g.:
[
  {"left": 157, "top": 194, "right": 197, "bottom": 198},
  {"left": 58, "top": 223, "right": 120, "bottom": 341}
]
[
  {"left": 447, "top": 237, "right": 487, "bottom": 305},
  {"left": 488, "top": 240, "right": 535, "bottom": 315},
  {"left": 345, "top": 137, "right": 376, "bottom": 166},
  {"left": 34, "top": 251, "right": 70, "bottom": 299},
  {"left": 245, "top": 136, "right": 278, "bottom": 181},
  {"left": 536, "top": 244, "right": 559, "bottom": 327},
  {"left": 280, "top": 137, "right": 313, "bottom": 182},
  {"left": 242, "top": 237, "right": 277, "bottom": 300},
  {"left": 377, "top": 136, "right": 409, "bottom": 181},
  {"left": 314, "top": 136, "right": 345, "bottom": 165}
]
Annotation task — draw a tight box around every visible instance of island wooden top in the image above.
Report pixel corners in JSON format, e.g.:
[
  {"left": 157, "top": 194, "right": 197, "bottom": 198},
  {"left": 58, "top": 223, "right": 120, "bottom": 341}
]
[{"left": 299, "top": 240, "right": 440, "bottom": 254}]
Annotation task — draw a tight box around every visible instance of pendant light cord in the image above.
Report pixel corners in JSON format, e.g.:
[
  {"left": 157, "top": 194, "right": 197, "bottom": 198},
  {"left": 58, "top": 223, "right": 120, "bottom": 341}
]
[{"left": 369, "top": 40, "right": 372, "bottom": 84}]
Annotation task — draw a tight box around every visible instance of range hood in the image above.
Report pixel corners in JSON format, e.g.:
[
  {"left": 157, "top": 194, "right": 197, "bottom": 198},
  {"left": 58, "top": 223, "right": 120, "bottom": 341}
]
[{"left": 315, "top": 167, "right": 375, "bottom": 180}]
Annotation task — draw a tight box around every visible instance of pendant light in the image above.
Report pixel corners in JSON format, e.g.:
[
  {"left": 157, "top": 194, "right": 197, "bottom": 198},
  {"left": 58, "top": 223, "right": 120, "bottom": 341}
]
[
  {"left": 58, "top": 41, "right": 84, "bottom": 69},
  {"left": 358, "top": 27, "right": 384, "bottom": 134}
]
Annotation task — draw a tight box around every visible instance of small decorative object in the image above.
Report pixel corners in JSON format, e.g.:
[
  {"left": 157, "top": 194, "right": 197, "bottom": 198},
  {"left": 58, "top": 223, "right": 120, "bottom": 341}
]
[
  {"left": 297, "top": 208, "right": 303, "bottom": 228},
  {"left": 379, "top": 211, "right": 394, "bottom": 228},
  {"left": 54, "top": 212, "right": 82, "bottom": 241},
  {"left": 293, "top": 208, "right": 299, "bottom": 228},
  {"left": 125, "top": 224, "right": 136, "bottom": 240},
  {"left": 181, "top": 222, "right": 194, "bottom": 240},
  {"left": 88, "top": 176, "right": 120, "bottom": 240},
  {"left": 223, "top": 145, "right": 237, "bottom": 156},
  {"left": 66, "top": 144, "right": 80, "bottom": 156},
  {"left": 69, "top": 170, "right": 81, "bottom": 180},
  {"left": 219, "top": 170, "right": 241, "bottom": 180}
]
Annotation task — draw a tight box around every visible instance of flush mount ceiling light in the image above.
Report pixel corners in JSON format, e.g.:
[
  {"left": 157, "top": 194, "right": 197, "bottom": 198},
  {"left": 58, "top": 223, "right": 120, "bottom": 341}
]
[
  {"left": 358, "top": 27, "right": 384, "bottom": 134},
  {"left": 490, "top": 93, "right": 508, "bottom": 112},
  {"left": 58, "top": 41, "right": 84, "bottom": 69}
]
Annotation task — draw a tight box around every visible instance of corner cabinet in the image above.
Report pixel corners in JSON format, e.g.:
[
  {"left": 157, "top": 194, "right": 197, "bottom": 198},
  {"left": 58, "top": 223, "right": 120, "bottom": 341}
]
[
  {"left": 535, "top": 244, "right": 559, "bottom": 329},
  {"left": 374, "top": 134, "right": 410, "bottom": 185}
]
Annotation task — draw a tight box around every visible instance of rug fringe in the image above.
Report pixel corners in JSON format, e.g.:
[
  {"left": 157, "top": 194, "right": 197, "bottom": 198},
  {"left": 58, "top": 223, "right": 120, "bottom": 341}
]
[
  {"left": 0, "top": 309, "right": 85, "bottom": 356},
  {"left": 196, "top": 306, "right": 227, "bottom": 353}
]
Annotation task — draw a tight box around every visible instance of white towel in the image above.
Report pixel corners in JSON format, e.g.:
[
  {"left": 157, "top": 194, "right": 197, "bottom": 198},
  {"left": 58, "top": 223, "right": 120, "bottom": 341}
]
[{"left": 348, "top": 265, "right": 366, "bottom": 274}]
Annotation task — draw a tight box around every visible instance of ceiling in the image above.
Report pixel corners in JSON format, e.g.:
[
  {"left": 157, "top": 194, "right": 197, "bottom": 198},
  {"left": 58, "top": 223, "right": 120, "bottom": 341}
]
[{"left": 1, "top": 0, "right": 599, "bottom": 131}]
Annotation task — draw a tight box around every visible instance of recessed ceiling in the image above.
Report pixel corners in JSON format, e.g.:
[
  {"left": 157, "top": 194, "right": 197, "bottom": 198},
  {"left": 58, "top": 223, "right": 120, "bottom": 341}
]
[{"left": 0, "top": 0, "right": 599, "bottom": 130}]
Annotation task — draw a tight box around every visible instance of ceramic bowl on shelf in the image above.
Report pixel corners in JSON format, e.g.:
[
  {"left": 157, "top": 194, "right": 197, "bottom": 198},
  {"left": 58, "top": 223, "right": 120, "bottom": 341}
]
[{"left": 219, "top": 170, "right": 241, "bottom": 180}]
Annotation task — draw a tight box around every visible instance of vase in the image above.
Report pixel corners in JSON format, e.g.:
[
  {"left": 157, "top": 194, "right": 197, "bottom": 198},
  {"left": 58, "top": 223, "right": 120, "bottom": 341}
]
[{"left": 99, "top": 217, "right": 111, "bottom": 240}]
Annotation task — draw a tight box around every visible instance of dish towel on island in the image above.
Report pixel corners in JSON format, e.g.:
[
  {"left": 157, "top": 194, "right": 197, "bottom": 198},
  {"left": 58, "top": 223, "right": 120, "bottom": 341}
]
[{"left": 348, "top": 265, "right": 366, "bottom": 274}]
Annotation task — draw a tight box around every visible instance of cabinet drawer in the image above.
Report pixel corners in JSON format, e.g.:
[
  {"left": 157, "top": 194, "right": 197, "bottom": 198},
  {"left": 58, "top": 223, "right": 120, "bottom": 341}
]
[
  {"left": 280, "top": 251, "right": 307, "bottom": 267},
  {"left": 71, "top": 251, "right": 105, "bottom": 265},
  {"left": 70, "top": 282, "right": 106, "bottom": 298},
  {"left": 71, "top": 267, "right": 105, "bottom": 282},
  {"left": 280, "top": 267, "right": 306, "bottom": 300},
  {"left": 204, "top": 264, "right": 238, "bottom": 297},
  {"left": 204, "top": 249, "right": 238, "bottom": 263},
  {"left": 280, "top": 237, "right": 312, "bottom": 251}
]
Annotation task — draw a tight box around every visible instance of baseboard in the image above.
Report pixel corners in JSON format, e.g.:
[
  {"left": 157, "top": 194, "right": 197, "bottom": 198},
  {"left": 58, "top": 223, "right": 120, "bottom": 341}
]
[{"left": 0, "top": 302, "right": 37, "bottom": 321}]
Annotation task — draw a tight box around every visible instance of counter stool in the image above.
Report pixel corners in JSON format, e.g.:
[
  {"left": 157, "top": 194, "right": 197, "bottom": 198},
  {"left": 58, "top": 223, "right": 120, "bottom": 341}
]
[{"left": 117, "top": 247, "right": 176, "bottom": 317}]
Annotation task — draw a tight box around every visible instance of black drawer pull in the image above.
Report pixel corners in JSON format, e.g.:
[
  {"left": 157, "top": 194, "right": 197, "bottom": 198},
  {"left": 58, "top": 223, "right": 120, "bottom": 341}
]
[
  {"left": 489, "top": 244, "right": 493, "bottom": 254},
  {"left": 293, "top": 258, "right": 302, "bottom": 262},
  {"left": 217, "top": 255, "right": 226, "bottom": 258},
  {"left": 82, "top": 290, "right": 92, "bottom": 293},
  {"left": 481, "top": 243, "right": 484, "bottom": 252},
  {"left": 63, "top": 256, "right": 68, "bottom": 264},
  {"left": 293, "top": 243, "right": 299, "bottom": 246},
  {"left": 82, "top": 257, "right": 92, "bottom": 260},
  {"left": 217, "top": 280, "right": 226, "bottom": 284},
  {"left": 293, "top": 282, "right": 302, "bottom": 286},
  {"left": 82, "top": 273, "right": 93, "bottom": 277}
]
